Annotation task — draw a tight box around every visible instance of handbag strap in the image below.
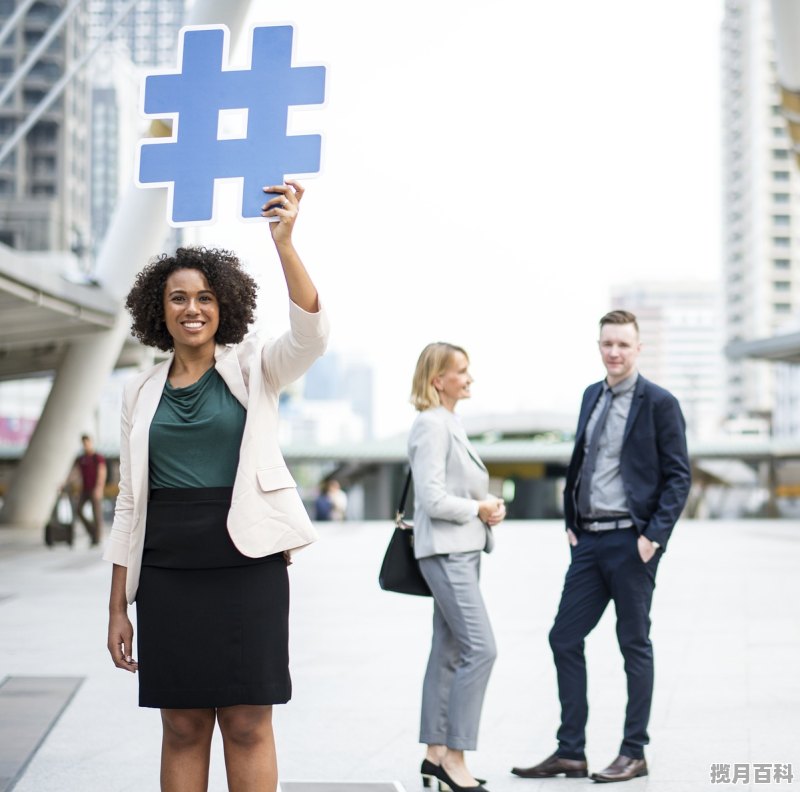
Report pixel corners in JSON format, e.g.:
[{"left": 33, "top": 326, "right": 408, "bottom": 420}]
[{"left": 396, "top": 469, "right": 413, "bottom": 521}]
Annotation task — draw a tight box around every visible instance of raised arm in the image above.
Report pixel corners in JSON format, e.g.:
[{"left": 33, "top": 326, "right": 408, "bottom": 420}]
[
  {"left": 260, "top": 180, "right": 329, "bottom": 391},
  {"left": 262, "top": 179, "right": 319, "bottom": 313}
]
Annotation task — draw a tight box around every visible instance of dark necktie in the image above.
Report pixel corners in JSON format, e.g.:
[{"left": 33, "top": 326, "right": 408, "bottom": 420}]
[{"left": 577, "top": 388, "right": 614, "bottom": 519}]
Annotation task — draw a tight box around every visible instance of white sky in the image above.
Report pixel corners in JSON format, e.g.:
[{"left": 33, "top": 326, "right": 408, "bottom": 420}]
[{"left": 185, "top": 0, "right": 725, "bottom": 438}]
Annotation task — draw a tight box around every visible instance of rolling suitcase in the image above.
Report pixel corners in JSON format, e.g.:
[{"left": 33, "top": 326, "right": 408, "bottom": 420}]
[{"left": 44, "top": 493, "right": 75, "bottom": 547}]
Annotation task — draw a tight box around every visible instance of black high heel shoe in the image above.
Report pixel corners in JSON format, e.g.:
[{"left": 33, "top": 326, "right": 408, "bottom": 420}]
[
  {"left": 421, "top": 759, "right": 439, "bottom": 788},
  {"left": 421, "top": 760, "right": 486, "bottom": 789},
  {"left": 433, "top": 764, "right": 489, "bottom": 792}
]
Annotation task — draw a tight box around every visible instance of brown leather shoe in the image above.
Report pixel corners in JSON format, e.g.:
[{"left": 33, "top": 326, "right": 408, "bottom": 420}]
[
  {"left": 590, "top": 755, "right": 648, "bottom": 783},
  {"left": 511, "top": 752, "right": 588, "bottom": 778}
]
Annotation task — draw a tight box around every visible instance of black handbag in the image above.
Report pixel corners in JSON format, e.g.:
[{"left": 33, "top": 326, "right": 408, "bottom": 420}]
[{"left": 378, "top": 470, "right": 432, "bottom": 597}]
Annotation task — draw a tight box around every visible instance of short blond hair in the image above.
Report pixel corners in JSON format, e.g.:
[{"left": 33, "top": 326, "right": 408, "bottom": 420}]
[{"left": 410, "top": 342, "right": 469, "bottom": 411}]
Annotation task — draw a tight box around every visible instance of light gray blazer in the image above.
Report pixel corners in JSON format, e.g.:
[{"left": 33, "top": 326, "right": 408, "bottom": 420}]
[
  {"left": 103, "top": 301, "right": 330, "bottom": 603},
  {"left": 408, "top": 406, "right": 493, "bottom": 559}
]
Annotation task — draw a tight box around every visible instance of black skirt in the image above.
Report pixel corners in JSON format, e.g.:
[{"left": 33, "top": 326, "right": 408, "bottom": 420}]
[{"left": 135, "top": 487, "right": 291, "bottom": 709}]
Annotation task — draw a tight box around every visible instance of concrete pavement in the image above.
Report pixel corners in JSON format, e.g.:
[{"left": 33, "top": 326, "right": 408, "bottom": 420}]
[{"left": 1, "top": 519, "right": 798, "bottom": 791}]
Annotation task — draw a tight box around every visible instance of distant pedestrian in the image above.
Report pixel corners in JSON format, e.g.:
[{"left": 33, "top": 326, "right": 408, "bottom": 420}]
[
  {"left": 408, "top": 342, "right": 505, "bottom": 792},
  {"left": 70, "top": 434, "right": 106, "bottom": 546},
  {"left": 314, "top": 478, "right": 347, "bottom": 521},
  {"left": 512, "top": 310, "right": 691, "bottom": 783},
  {"left": 314, "top": 481, "right": 334, "bottom": 521},
  {"left": 327, "top": 479, "right": 347, "bottom": 521},
  {"left": 104, "top": 180, "right": 329, "bottom": 792}
]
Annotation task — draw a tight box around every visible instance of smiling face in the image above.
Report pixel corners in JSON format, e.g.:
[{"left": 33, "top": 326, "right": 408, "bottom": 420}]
[
  {"left": 163, "top": 268, "right": 220, "bottom": 354},
  {"left": 598, "top": 321, "right": 641, "bottom": 386},
  {"left": 433, "top": 350, "right": 473, "bottom": 411}
]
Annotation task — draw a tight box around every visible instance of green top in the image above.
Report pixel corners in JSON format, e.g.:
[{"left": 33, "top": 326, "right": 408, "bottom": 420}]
[{"left": 149, "top": 366, "right": 246, "bottom": 489}]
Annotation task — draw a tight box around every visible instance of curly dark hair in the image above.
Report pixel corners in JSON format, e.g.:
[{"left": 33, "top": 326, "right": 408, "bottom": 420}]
[{"left": 125, "top": 246, "right": 258, "bottom": 351}]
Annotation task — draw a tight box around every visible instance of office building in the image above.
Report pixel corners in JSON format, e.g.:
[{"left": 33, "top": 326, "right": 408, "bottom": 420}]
[
  {"left": 722, "top": 0, "right": 800, "bottom": 431},
  {"left": 87, "top": 0, "right": 183, "bottom": 68},
  {"left": 0, "top": 0, "right": 90, "bottom": 252},
  {"left": 87, "top": 0, "right": 184, "bottom": 253}
]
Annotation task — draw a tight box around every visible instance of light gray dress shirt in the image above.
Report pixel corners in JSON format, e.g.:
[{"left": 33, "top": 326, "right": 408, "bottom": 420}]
[{"left": 580, "top": 372, "right": 638, "bottom": 517}]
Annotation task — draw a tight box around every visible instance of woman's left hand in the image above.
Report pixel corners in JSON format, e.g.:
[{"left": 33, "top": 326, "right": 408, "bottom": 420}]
[
  {"left": 486, "top": 502, "right": 506, "bottom": 526},
  {"left": 262, "top": 179, "right": 303, "bottom": 244}
]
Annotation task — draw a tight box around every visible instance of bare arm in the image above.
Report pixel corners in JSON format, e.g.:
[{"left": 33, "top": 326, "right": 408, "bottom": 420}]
[
  {"left": 262, "top": 179, "right": 319, "bottom": 312},
  {"left": 259, "top": 179, "right": 329, "bottom": 391},
  {"left": 107, "top": 564, "right": 138, "bottom": 673},
  {"left": 95, "top": 461, "right": 107, "bottom": 498}
]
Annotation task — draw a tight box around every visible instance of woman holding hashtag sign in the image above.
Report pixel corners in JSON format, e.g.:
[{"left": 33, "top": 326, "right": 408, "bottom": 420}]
[{"left": 104, "top": 180, "right": 329, "bottom": 792}]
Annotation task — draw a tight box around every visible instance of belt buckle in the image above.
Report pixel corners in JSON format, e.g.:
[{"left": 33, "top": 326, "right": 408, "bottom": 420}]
[{"left": 584, "top": 518, "right": 624, "bottom": 532}]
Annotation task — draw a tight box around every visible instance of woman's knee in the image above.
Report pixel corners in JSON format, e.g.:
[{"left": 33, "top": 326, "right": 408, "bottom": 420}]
[
  {"left": 480, "top": 635, "right": 498, "bottom": 667},
  {"left": 161, "top": 708, "right": 215, "bottom": 747},
  {"left": 464, "top": 632, "right": 496, "bottom": 671},
  {"left": 217, "top": 705, "right": 273, "bottom": 748}
]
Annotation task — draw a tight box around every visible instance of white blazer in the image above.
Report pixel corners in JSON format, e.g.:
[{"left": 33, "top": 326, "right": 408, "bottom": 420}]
[
  {"left": 407, "top": 406, "right": 494, "bottom": 559},
  {"left": 103, "top": 301, "right": 330, "bottom": 603}
]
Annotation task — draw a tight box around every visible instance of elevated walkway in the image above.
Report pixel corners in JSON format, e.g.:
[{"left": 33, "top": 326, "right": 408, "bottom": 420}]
[{"left": 0, "top": 244, "right": 148, "bottom": 380}]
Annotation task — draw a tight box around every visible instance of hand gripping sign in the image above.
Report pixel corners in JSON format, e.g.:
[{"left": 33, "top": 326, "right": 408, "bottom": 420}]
[{"left": 136, "top": 24, "right": 326, "bottom": 226}]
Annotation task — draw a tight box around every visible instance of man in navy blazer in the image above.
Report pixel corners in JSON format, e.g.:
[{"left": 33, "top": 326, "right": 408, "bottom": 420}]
[{"left": 512, "top": 310, "right": 691, "bottom": 783}]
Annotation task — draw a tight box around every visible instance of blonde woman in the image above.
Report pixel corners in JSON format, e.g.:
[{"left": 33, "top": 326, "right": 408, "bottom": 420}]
[{"left": 408, "top": 343, "right": 506, "bottom": 792}]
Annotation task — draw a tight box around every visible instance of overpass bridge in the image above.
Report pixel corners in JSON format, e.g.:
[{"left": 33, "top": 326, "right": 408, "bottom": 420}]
[
  {"left": 281, "top": 436, "right": 800, "bottom": 465},
  {"left": 2, "top": 431, "right": 791, "bottom": 521},
  {"left": 278, "top": 435, "right": 800, "bottom": 520}
]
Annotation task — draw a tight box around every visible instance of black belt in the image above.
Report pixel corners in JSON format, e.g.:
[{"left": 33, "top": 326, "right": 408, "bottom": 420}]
[{"left": 581, "top": 516, "right": 634, "bottom": 532}]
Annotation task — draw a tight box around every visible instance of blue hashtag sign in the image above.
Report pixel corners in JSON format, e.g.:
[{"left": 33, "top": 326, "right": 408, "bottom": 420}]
[{"left": 137, "top": 25, "right": 325, "bottom": 225}]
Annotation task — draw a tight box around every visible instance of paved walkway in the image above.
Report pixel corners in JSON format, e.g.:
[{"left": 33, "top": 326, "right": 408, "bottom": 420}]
[{"left": 0, "top": 519, "right": 798, "bottom": 791}]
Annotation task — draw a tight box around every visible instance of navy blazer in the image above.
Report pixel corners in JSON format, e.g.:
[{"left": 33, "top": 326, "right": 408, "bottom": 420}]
[{"left": 564, "top": 374, "right": 691, "bottom": 551}]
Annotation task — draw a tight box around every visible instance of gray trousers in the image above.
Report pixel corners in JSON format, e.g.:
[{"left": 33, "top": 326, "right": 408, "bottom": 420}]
[{"left": 418, "top": 551, "right": 497, "bottom": 751}]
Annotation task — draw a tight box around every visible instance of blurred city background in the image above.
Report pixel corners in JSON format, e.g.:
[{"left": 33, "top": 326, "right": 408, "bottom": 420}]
[
  {"left": 3, "top": 3, "right": 800, "bottom": 791},
  {"left": 2, "top": 0, "right": 800, "bottom": 534}
]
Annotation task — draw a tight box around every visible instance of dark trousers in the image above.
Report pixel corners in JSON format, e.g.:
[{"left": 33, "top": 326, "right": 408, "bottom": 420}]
[
  {"left": 75, "top": 491, "right": 102, "bottom": 544},
  {"left": 548, "top": 528, "right": 661, "bottom": 760}
]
